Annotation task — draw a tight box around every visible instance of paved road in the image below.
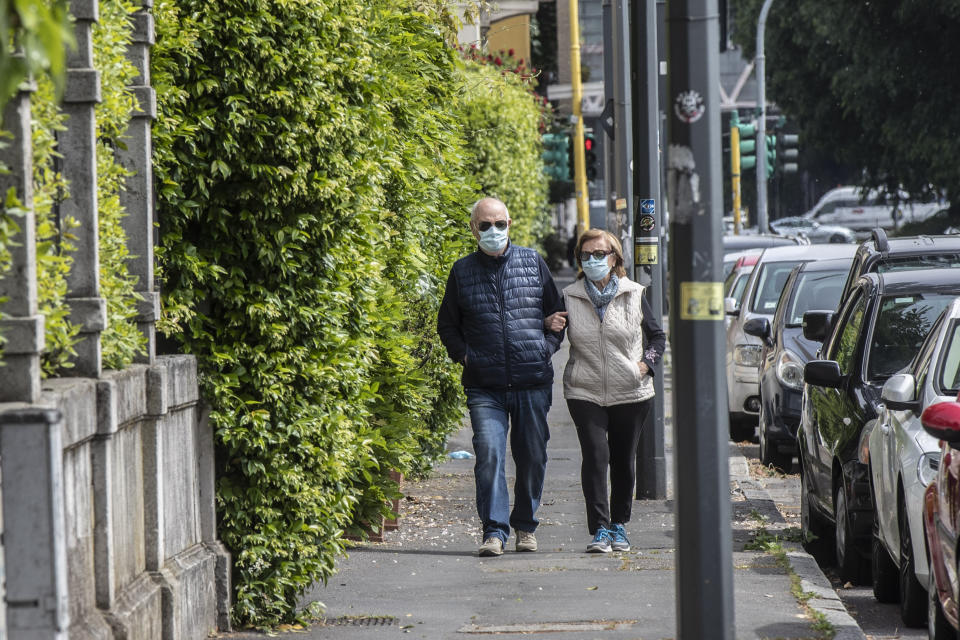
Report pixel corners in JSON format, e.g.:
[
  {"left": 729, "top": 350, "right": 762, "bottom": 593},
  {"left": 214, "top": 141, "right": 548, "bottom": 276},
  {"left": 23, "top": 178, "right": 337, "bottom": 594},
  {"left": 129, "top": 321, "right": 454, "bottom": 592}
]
[{"left": 735, "top": 442, "right": 926, "bottom": 640}]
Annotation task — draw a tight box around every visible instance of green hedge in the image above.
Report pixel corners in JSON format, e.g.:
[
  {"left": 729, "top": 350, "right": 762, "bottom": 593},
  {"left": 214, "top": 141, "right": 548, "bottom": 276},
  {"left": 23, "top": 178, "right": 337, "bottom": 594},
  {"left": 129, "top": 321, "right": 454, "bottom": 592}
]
[{"left": 153, "top": 0, "right": 549, "bottom": 627}]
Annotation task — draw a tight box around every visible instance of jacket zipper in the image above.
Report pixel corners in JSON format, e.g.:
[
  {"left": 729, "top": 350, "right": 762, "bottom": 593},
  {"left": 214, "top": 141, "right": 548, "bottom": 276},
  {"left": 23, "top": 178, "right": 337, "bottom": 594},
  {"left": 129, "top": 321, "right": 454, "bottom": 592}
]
[
  {"left": 599, "top": 307, "right": 607, "bottom": 404},
  {"left": 498, "top": 259, "right": 511, "bottom": 388}
]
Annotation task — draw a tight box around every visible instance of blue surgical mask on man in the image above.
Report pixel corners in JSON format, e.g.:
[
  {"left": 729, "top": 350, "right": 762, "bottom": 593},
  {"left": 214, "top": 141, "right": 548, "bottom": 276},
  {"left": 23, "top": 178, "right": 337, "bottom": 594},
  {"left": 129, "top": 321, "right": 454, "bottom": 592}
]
[
  {"left": 582, "top": 256, "right": 611, "bottom": 282},
  {"left": 478, "top": 225, "right": 509, "bottom": 253}
]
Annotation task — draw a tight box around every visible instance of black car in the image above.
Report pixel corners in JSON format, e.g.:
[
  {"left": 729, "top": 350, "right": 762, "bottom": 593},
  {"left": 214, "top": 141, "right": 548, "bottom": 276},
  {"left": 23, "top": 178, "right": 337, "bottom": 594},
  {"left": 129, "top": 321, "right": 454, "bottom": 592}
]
[
  {"left": 745, "top": 258, "right": 853, "bottom": 471},
  {"left": 798, "top": 269, "right": 960, "bottom": 584},
  {"left": 838, "top": 229, "right": 960, "bottom": 303}
]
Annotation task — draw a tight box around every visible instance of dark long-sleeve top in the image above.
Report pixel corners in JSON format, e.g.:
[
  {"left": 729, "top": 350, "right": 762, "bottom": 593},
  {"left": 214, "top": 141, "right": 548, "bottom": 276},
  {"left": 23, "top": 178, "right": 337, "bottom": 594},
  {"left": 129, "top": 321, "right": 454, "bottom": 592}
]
[{"left": 639, "top": 293, "right": 666, "bottom": 375}]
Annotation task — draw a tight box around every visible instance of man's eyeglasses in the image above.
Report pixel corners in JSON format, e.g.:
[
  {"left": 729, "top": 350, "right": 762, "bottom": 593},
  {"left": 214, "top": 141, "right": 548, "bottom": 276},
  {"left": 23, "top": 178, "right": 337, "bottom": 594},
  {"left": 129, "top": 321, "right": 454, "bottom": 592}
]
[
  {"left": 477, "top": 220, "right": 509, "bottom": 232},
  {"left": 580, "top": 250, "right": 614, "bottom": 262}
]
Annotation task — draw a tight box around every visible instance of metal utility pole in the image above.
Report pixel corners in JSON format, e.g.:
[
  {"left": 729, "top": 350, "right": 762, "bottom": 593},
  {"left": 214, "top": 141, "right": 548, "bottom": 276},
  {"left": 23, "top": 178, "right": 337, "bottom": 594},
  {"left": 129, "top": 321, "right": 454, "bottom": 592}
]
[
  {"left": 631, "top": 0, "right": 666, "bottom": 499},
  {"left": 755, "top": 0, "right": 775, "bottom": 232},
  {"left": 570, "top": 0, "right": 590, "bottom": 235},
  {"left": 666, "top": 0, "right": 735, "bottom": 637}
]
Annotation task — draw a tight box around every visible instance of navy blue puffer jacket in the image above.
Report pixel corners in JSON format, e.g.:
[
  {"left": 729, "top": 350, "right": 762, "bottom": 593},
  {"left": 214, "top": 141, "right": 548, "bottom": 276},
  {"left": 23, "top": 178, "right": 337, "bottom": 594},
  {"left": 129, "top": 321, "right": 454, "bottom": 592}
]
[{"left": 437, "top": 244, "right": 562, "bottom": 390}]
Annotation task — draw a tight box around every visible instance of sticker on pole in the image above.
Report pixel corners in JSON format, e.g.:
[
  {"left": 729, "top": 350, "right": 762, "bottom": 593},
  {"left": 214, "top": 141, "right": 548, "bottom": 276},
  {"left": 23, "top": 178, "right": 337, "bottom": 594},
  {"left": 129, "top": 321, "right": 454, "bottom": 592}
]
[
  {"left": 640, "top": 199, "right": 655, "bottom": 214},
  {"left": 638, "top": 215, "right": 655, "bottom": 232},
  {"left": 680, "top": 282, "right": 724, "bottom": 320},
  {"left": 634, "top": 238, "right": 658, "bottom": 265},
  {"left": 673, "top": 90, "right": 705, "bottom": 124}
]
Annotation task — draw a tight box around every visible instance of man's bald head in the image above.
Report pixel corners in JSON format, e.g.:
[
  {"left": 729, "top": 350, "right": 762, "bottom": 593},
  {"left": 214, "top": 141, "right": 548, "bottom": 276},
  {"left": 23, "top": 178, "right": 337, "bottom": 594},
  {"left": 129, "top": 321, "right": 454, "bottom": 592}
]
[{"left": 470, "top": 197, "right": 510, "bottom": 225}]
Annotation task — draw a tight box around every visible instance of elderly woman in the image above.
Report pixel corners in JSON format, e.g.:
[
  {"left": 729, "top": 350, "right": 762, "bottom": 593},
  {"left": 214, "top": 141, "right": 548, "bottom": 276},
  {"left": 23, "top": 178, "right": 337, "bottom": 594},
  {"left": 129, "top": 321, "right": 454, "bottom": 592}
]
[{"left": 546, "top": 229, "right": 665, "bottom": 553}]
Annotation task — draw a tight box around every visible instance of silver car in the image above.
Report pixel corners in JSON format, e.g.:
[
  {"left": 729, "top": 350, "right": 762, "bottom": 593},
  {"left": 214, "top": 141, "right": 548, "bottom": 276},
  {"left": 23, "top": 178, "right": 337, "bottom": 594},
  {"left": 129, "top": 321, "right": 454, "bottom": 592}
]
[
  {"left": 725, "top": 243, "right": 857, "bottom": 441},
  {"left": 769, "top": 216, "right": 856, "bottom": 244},
  {"left": 866, "top": 297, "right": 960, "bottom": 627}
]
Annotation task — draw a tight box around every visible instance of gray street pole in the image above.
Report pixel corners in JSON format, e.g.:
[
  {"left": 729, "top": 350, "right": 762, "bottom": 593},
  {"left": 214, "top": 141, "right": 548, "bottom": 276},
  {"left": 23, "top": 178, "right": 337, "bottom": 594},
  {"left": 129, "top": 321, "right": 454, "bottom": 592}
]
[
  {"left": 666, "top": 0, "right": 735, "bottom": 637},
  {"left": 755, "top": 0, "right": 774, "bottom": 232},
  {"left": 630, "top": 0, "right": 665, "bottom": 499}
]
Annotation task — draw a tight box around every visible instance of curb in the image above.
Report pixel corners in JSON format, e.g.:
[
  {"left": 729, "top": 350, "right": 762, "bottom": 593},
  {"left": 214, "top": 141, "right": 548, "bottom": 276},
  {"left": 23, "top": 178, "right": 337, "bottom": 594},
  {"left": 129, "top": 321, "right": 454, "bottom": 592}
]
[{"left": 728, "top": 449, "right": 867, "bottom": 640}]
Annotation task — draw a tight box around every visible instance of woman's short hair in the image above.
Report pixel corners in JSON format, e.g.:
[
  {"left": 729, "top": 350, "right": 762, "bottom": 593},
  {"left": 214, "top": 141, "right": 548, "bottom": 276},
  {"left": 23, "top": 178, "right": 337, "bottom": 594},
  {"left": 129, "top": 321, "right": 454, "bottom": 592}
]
[{"left": 575, "top": 229, "right": 627, "bottom": 279}]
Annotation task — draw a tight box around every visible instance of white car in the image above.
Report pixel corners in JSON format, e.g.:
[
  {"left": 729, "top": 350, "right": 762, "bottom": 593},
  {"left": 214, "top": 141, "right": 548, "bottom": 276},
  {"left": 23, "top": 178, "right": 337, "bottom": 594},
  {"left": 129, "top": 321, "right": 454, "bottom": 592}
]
[
  {"left": 725, "top": 243, "right": 857, "bottom": 440},
  {"left": 803, "top": 186, "right": 944, "bottom": 234},
  {"left": 866, "top": 297, "right": 960, "bottom": 627}
]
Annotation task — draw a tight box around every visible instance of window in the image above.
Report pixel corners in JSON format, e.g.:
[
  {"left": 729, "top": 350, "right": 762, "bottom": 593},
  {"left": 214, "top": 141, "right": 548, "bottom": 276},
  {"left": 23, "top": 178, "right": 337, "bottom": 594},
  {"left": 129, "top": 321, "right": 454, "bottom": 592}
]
[
  {"left": 749, "top": 260, "right": 804, "bottom": 313},
  {"left": 876, "top": 254, "right": 960, "bottom": 273},
  {"left": 731, "top": 272, "right": 751, "bottom": 306},
  {"left": 785, "top": 271, "right": 847, "bottom": 326},
  {"left": 867, "top": 294, "right": 954, "bottom": 381},
  {"left": 937, "top": 321, "right": 960, "bottom": 394},
  {"left": 830, "top": 291, "right": 866, "bottom": 374}
]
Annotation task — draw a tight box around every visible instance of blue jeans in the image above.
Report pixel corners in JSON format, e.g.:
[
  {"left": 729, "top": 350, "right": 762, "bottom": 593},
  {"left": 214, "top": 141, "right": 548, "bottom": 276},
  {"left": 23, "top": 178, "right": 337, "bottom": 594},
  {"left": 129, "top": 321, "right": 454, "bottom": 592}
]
[{"left": 465, "top": 387, "right": 552, "bottom": 543}]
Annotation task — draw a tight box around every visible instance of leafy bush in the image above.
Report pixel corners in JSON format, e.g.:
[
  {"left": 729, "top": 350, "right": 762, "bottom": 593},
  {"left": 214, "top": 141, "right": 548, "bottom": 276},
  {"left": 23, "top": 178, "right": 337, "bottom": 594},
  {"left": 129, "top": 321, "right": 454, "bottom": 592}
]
[{"left": 153, "top": 0, "right": 549, "bottom": 627}]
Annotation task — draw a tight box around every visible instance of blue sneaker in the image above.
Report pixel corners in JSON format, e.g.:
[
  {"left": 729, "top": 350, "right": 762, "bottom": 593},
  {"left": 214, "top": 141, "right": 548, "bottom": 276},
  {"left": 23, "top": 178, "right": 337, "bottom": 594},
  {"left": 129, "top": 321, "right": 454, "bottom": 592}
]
[
  {"left": 586, "top": 527, "right": 612, "bottom": 553},
  {"left": 610, "top": 523, "right": 630, "bottom": 551}
]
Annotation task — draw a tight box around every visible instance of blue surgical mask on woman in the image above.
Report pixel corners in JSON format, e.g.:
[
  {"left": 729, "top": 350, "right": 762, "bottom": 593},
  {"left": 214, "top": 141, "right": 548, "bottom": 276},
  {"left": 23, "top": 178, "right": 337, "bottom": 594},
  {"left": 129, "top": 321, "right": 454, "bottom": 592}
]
[
  {"left": 478, "top": 225, "right": 509, "bottom": 253},
  {"left": 582, "top": 256, "right": 612, "bottom": 282}
]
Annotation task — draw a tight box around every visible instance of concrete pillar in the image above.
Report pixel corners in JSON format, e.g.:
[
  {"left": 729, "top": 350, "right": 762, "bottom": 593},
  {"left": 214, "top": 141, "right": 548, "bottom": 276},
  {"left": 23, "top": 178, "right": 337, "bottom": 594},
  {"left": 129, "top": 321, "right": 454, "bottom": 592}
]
[
  {"left": 0, "top": 408, "right": 69, "bottom": 639},
  {"left": 143, "top": 365, "right": 167, "bottom": 572},
  {"left": 118, "top": 0, "right": 159, "bottom": 364},
  {"left": 62, "top": 0, "right": 107, "bottom": 377},
  {"left": 0, "top": 74, "right": 45, "bottom": 404}
]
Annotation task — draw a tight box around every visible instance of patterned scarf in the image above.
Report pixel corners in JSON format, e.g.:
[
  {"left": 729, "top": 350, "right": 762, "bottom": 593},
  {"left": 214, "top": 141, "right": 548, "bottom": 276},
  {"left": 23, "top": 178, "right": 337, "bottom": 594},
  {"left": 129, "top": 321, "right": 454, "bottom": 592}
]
[{"left": 585, "top": 274, "right": 619, "bottom": 320}]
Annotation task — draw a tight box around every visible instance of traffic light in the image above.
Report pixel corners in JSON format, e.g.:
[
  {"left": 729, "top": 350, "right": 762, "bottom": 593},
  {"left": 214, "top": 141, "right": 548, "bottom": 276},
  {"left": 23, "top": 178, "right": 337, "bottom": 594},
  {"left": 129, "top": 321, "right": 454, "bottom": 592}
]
[
  {"left": 776, "top": 133, "right": 799, "bottom": 174},
  {"left": 731, "top": 111, "right": 756, "bottom": 170},
  {"left": 541, "top": 133, "right": 570, "bottom": 181},
  {"left": 583, "top": 133, "right": 598, "bottom": 181},
  {"left": 764, "top": 134, "right": 776, "bottom": 180}
]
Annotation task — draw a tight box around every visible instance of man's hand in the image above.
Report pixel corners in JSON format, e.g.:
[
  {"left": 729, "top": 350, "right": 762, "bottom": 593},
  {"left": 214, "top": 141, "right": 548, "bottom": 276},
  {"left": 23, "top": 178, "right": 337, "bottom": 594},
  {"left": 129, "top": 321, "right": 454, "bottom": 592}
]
[
  {"left": 544, "top": 311, "right": 568, "bottom": 332},
  {"left": 636, "top": 361, "right": 650, "bottom": 377}
]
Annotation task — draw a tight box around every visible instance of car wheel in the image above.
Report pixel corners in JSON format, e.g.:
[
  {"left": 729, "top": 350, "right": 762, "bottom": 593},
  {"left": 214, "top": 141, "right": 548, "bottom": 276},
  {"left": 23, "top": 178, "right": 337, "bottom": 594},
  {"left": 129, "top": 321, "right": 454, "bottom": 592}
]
[
  {"left": 928, "top": 559, "right": 953, "bottom": 640},
  {"left": 872, "top": 530, "right": 899, "bottom": 603},
  {"left": 829, "top": 233, "right": 846, "bottom": 243},
  {"left": 898, "top": 500, "right": 926, "bottom": 627},
  {"left": 729, "top": 415, "right": 755, "bottom": 442},
  {"left": 835, "top": 479, "right": 870, "bottom": 584},
  {"left": 800, "top": 466, "right": 832, "bottom": 557},
  {"left": 758, "top": 405, "right": 792, "bottom": 472}
]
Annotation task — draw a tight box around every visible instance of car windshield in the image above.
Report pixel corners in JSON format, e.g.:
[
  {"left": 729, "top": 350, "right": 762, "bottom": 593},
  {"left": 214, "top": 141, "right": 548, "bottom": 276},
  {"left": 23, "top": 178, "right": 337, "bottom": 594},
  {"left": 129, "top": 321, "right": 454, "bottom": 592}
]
[
  {"left": 731, "top": 272, "right": 751, "bottom": 306},
  {"left": 938, "top": 321, "right": 960, "bottom": 393},
  {"left": 750, "top": 260, "right": 804, "bottom": 314},
  {"left": 785, "top": 271, "right": 847, "bottom": 326},
  {"left": 868, "top": 294, "right": 954, "bottom": 381},
  {"left": 877, "top": 254, "right": 960, "bottom": 273}
]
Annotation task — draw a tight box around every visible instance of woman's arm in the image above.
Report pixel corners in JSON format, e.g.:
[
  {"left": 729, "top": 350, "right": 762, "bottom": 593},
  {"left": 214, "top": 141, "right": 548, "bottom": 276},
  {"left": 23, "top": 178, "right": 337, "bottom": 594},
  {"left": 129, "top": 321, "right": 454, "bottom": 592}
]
[{"left": 639, "top": 294, "right": 666, "bottom": 376}]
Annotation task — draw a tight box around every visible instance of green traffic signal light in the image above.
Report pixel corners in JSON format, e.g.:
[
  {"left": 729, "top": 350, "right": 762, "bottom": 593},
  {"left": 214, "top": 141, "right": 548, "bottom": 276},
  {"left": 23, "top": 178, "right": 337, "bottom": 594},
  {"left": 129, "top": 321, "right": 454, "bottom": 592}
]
[
  {"left": 736, "top": 119, "right": 757, "bottom": 170},
  {"left": 541, "top": 133, "right": 571, "bottom": 181},
  {"left": 777, "top": 133, "right": 799, "bottom": 174}
]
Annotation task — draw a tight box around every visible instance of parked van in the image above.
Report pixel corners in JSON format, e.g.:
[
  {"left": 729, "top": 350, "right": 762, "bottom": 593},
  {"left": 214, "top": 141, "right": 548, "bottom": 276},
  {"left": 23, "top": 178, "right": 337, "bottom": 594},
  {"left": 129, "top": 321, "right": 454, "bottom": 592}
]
[{"left": 803, "top": 186, "right": 943, "bottom": 234}]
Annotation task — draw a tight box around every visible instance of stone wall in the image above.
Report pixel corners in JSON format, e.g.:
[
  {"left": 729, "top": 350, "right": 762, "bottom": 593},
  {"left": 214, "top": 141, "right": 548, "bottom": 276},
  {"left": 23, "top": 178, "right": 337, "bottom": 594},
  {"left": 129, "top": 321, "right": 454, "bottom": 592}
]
[{"left": 0, "top": 1, "right": 231, "bottom": 638}]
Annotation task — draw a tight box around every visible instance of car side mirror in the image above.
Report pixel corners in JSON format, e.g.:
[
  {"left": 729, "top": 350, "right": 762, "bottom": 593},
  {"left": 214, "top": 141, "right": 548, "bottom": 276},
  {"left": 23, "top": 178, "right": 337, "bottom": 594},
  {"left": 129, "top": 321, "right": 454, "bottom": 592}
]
[
  {"left": 743, "top": 317, "right": 771, "bottom": 345},
  {"left": 804, "top": 360, "right": 845, "bottom": 389},
  {"left": 921, "top": 401, "right": 960, "bottom": 443},
  {"left": 724, "top": 297, "right": 739, "bottom": 316},
  {"left": 881, "top": 373, "right": 919, "bottom": 411},
  {"left": 802, "top": 311, "right": 834, "bottom": 342}
]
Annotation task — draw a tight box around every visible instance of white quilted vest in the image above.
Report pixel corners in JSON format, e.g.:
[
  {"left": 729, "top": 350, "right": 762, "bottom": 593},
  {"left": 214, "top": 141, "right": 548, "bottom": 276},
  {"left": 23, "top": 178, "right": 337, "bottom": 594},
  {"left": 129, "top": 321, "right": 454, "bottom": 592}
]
[{"left": 562, "top": 277, "right": 655, "bottom": 406}]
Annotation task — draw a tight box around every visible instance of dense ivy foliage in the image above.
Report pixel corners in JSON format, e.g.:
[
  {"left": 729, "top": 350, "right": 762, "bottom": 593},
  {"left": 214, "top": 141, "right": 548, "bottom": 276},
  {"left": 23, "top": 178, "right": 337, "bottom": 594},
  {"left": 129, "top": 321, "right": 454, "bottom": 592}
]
[
  {"left": 153, "top": 0, "right": 549, "bottom": 626},
  {"left": 0, "top": 0, "right": 72, "bottom": 106}
]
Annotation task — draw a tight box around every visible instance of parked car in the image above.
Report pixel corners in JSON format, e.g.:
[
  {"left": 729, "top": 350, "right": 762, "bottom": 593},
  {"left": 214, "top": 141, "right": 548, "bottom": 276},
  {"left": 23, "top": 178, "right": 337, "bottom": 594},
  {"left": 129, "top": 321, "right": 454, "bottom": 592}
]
[
  {"left": 865, "top": 299, "right": 960, "bottom": 626},
  {"left": 745, "top": 257, "right": 853, "bottom": 470},
  {"left": 770, "top": 216, "right": 856, "bottom": 244},
  {"left": 921, "top": 397, "right": 960, "bottom": 639},
  {"left": 804, "top": 186, "right": 943, "bottom": 234},
  {"left": 723, "top": 248, "right": 762, "bottom": 282},
  {"left": 723, "top": 251, "right": 761, "bottom": 329},
  {"left": 799, "top": 269, "right": 960, "bottom": 584},
  {"left": 722, "top": 233, "right": 803, "bottom": 254},
  {"left": 838, "top": 229, "right": 960, "bottom": 303},
  {"left": 725, "top": 244, "right": 857, "bottom": 441}
]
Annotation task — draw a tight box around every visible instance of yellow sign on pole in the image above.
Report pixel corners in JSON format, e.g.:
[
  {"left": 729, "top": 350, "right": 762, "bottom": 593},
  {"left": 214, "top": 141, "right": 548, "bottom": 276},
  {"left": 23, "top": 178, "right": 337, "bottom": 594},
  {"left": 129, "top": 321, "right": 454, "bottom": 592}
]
[
  {"left": 634, "top": 243, "right": 658, "bottom": 265},
  {"left": 680, "top": 282, "right": 725, "bottom": 321}
]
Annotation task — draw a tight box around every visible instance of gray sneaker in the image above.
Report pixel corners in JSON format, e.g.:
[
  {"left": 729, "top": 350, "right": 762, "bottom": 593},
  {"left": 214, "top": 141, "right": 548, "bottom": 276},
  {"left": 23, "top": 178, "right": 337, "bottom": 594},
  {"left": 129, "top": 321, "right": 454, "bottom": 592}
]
[
  {"left": 586, "top": 528, "right": 613, "bottom": 553},
  {"left": 516, "top": 530, "right": 537, "bottom": 552},
  {"left": 479, "top": 537, "right": 504, "bottom": 557},
  {"left": 610, "top": 524, "right": 631, "bottom": 551}
]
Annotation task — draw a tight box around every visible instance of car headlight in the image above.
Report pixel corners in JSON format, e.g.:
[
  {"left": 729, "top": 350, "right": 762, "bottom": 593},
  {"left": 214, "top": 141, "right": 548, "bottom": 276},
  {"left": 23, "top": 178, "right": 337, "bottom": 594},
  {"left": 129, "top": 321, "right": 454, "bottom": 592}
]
[
  {"left": 918, "top": 451, "right": 940, "bottom": 487},
  {"left": 734, "top": 344, "right": 763, "bottom": 367},
  {"left": 776, "top": 349, "right": 804, "bottom": 390}
]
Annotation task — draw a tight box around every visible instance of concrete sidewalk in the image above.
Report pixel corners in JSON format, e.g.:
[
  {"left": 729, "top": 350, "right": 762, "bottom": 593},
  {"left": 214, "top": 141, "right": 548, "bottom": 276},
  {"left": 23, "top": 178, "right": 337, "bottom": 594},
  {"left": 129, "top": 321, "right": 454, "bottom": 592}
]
[{"left": 219, "top": 274, "right": 865, "bottom": 640}]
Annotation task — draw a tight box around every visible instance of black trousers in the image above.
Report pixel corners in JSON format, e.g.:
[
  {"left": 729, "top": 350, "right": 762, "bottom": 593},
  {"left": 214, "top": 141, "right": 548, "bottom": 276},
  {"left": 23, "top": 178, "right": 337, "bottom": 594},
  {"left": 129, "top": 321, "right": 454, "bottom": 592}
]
[{"left": 567, "top": 398, "right": 651, "bottom": 535}]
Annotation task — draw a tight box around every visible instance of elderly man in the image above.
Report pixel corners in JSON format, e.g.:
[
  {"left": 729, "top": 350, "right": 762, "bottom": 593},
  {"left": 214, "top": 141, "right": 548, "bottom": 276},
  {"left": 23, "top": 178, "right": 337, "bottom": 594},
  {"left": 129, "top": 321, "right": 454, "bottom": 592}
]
[{"left": 437, "top": 197, "right": 565, "bottom": 557}]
